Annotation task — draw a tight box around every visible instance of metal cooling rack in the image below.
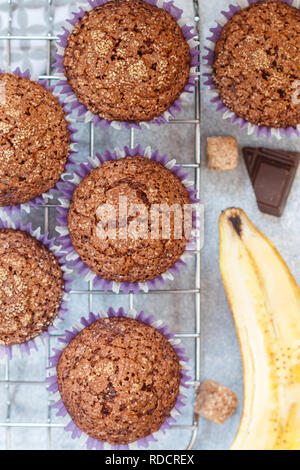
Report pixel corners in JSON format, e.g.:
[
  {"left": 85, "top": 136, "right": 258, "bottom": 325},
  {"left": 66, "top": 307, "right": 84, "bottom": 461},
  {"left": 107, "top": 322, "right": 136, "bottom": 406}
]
[{"left": 0, "top": 0, "right": 201, "bottom": 450}]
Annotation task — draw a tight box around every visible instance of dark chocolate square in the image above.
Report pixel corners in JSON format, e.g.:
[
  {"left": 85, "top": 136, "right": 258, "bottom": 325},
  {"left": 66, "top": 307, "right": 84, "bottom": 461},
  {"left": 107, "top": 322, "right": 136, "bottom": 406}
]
[{"left": 243, "top": 147, "right": 300, "bottom": 217}]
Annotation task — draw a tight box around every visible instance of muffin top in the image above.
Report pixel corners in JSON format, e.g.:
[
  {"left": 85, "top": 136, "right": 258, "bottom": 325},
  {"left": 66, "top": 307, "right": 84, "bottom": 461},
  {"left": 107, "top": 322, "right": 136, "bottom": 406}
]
[
  {"left": 0, "top": 73, "right": 70, "bottom": 206},
  {"left": 63, "top": 0, "right": 191, "bottom": 122},
  {"left": 0, "top": 229, "right": 64, "bottom": 345},
  {"left": 68, "top": 155, "right": 192, "bottom": 284},
  {"left": 213, "top": 0, "right": 300, "bottom": 128},
  {"left": 57, "top": 316, "right": 181, "bottom": 445}
]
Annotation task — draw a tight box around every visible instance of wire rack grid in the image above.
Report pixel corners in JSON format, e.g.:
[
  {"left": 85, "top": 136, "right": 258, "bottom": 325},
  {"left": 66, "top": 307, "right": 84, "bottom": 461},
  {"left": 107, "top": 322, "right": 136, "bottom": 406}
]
[{"left": 0, "top": 0, "right": 201, "bottom": 450}]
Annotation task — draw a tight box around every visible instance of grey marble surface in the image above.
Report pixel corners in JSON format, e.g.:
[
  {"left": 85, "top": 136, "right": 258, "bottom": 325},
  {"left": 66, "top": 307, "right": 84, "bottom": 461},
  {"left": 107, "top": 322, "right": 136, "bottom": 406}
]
[
  {"left": 200, "top": 0, "right": 300, "bottom": 451},
  {"left": 0, "top": 0, "right": 299, "bottom": 451}
]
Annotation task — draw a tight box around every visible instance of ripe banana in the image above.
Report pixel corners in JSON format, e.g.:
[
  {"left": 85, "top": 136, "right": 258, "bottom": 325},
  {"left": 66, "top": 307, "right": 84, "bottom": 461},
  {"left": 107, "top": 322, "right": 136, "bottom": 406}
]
[{"left": 219, "top": 208, "right": 300, "bottom": 450}]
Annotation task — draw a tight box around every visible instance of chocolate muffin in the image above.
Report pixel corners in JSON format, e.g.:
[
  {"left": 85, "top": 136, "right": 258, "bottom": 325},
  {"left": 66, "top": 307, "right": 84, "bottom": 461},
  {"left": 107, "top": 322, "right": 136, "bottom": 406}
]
[
  {"left": 213, "top": 0, "right": 300, "bottom": 128},
  {"left": 68, "top": 155, "right": 192, "bottom": 284},
  {"left": 63, "top": 0, "right": 191, "bottom": 122},
  {"left": 57, "top": 317, "right": 181, "bottom": 445},
  {"left": 0, "top": 229, "right": 64, "bottom": 345},
  {"left": 0, "top": 73, "right": 70, "bottom": 206}
]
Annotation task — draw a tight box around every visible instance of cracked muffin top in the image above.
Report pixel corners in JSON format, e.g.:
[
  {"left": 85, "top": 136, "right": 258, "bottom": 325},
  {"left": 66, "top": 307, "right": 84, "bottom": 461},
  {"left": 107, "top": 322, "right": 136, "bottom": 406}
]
[
  {"left": 57, "top": 316, "right": 181, "bottom": 445},
  {"left": 213, "top": 0, "right": 300, "bottom": 128},
  {"left": 63, "top": 0, "right": 191, "bottom": 122},
  {"left": 0, "top": 73, "right": 70, "bottom": 206},
  {"left": 0, "top": 229, "right": 64, "bottom": 346},
  {"left": 67, "top": 155, "right": 192, "bottom": 284}
]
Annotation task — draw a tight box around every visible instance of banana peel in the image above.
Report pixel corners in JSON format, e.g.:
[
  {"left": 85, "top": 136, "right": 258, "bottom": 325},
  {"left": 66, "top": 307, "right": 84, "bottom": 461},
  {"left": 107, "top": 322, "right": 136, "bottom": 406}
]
[{"left": 219, "top": 208, "right": 300, "bottom": 450}]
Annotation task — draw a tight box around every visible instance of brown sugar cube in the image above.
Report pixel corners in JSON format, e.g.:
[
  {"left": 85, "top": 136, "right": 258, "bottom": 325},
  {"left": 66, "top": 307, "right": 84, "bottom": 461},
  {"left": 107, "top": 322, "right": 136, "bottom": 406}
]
[
  {"left": 206, "top": 136, "right": 239, "bottom": 171},
  {"left": 195, "top": 379, "right": 238, "bottom": 425}
]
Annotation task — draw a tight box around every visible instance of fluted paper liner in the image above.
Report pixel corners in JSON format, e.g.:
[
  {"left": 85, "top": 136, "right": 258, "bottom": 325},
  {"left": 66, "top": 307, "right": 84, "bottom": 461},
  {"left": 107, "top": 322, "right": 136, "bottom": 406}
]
[
  {"left": 56, "top": 145, "right": 200, "bottom": 294},
  {"left": 54, "top": 0, "right": 200, "bottom": 130},
  {"left": 46, "top": 307, "right": 191, "bottom": 450},
  {"left": 0, "top": 67, "right": 78, "bottom": 215},
  {"left": 203, "top": 0, "right": 300, "bottom": 139},
  {"left": 0, "top": 216, "right": 72, "bottom": 361}
]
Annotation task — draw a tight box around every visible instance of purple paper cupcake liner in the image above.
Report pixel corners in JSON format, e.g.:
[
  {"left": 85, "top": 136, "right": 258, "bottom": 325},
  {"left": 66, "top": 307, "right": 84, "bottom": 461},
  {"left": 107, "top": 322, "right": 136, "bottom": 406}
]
[
  {"left": 46, "top": 307, "right": 191, "bottom": 450},
  {"left": 56, "top": 144, "right": 200, "bottom": 294},
  {"left": 0, "top": 215, "right": 72, "bottom": 361},
  {"left": 54, "top": 0, "right": 200, "bottom": 130},
  {"left": 0, "top": 67, "right": 78, "bottom": 216},
  {"left": 203, "top": 0, "right": 300, "bottom": 139}
]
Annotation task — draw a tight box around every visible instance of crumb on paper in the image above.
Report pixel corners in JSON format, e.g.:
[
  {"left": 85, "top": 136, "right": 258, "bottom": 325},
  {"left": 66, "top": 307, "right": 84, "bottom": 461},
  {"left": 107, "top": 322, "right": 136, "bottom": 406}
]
[
  {"left": 206, "top": 136, "right": 239, "bottom": 171},
  {"left": 195, "top": 379, "right": 238, "bottom": 425}
]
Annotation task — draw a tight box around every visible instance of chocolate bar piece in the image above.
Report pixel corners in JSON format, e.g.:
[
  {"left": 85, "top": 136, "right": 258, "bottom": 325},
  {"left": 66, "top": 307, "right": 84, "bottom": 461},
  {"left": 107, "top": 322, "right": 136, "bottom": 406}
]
[{"left": 243, "top": 147, "right": 300, "bottom": 217}]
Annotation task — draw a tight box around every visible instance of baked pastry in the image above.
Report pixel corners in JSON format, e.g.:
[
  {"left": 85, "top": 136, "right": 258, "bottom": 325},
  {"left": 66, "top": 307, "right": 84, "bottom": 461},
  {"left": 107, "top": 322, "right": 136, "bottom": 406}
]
[
  {"left": 213, "top": 0, "right": 300, "bottom": 128},
  {"left": 57, "top": 316, "right": 181, "bottom": 445},
  {"left": 63, "top": 0, "right": 191, "bottom": 122},
  {"left": 0, "top": 73, "right": 70, "bottom": 206},
  {"left": 0, "top": 229, "right": 64, "bottom": 345},
  {"left": 68, "top": 155, "right": 192, "bottom": 283}
]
